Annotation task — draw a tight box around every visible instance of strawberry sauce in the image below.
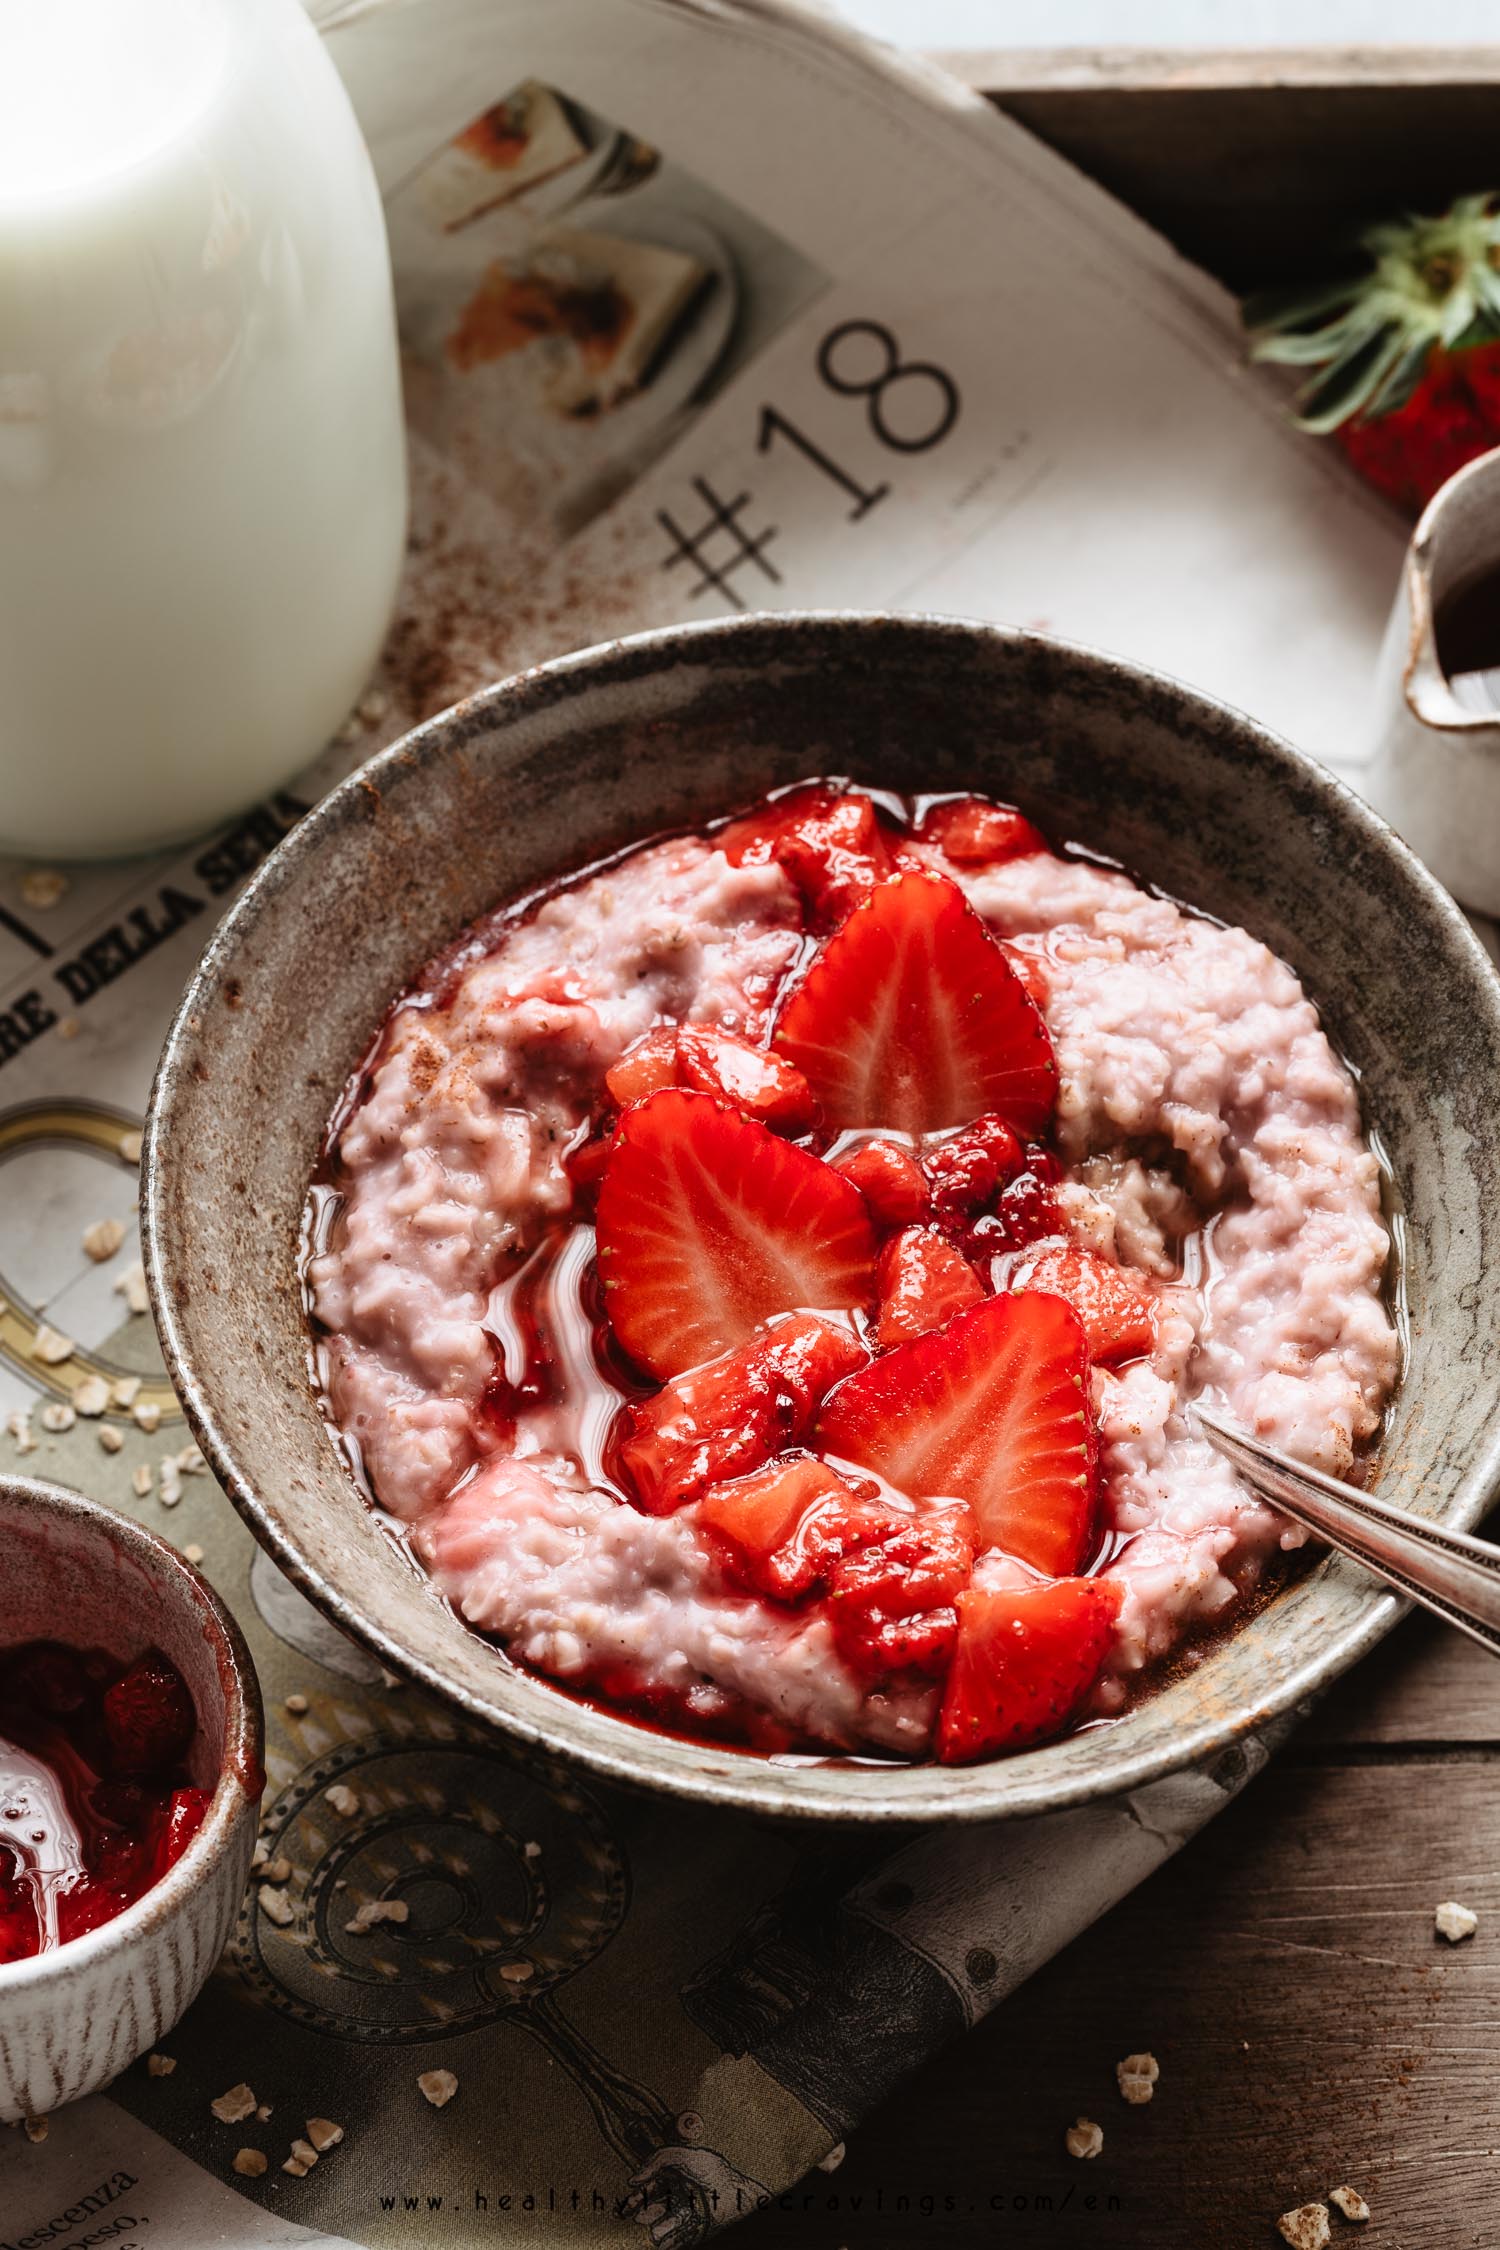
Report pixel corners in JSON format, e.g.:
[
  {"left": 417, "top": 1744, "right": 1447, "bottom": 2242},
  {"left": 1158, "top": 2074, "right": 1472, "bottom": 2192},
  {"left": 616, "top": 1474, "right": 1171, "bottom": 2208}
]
[
  {"left": 0, "top": 1643, "right": 207, "bottom": 1961},
  {"left": 307, "top": 779, "right": 1400, "bottom": 1766}
]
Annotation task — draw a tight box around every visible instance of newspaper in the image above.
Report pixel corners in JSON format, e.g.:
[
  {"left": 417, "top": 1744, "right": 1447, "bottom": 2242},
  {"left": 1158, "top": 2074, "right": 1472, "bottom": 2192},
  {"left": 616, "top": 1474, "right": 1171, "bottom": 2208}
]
[{"left": 0, "top": 1, "right": 1408, "bottom": 2241}]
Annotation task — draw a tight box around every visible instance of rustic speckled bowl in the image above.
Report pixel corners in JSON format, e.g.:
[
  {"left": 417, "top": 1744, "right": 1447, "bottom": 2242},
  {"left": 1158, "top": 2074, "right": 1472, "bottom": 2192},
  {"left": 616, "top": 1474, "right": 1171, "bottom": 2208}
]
[
  {"left": 0, "top": 1477, "right": 262, "bottom": 2120},
  {"left": 144, "top": 613, "right": 1500, "bottom": 1823}
]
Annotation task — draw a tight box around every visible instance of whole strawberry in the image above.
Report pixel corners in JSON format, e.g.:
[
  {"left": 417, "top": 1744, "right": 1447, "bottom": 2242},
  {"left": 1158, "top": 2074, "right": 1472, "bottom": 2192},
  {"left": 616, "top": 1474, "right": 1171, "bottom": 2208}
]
[{"left": 1244, "top": 193, "right": 1500, "bottom": 513}]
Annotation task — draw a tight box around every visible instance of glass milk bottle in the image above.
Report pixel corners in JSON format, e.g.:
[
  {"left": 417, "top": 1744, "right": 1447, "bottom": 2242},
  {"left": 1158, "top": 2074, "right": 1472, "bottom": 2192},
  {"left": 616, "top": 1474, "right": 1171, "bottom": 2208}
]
[{"left": 0, "top": 0, "right": 408, "bottom": 858}]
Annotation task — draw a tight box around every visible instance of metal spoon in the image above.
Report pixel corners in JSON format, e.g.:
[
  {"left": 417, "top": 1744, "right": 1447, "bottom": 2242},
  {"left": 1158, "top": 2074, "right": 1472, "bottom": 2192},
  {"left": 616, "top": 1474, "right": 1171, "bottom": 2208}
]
[{"left": 1194, "top": 1404, "right": 1500, "bottom": 1658}]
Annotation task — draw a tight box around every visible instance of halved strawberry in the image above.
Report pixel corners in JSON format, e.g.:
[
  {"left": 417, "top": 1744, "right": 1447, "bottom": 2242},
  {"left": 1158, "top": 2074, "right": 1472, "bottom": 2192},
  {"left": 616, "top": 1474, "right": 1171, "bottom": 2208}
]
[
  {"left": 605, "top": 1027, "right": 679, "bottom": 1108},
  {"left": 816, "top": 1291, "right": 1095, "bottom": 1576},
  {"left": 1016, "top": 1246, "right": 1157, "bottom": 1367},
  {"left": 934, "top": 1573, "right": 1121, "bottom": 1763},
  {"left": 676, "top": 1027, "right": 817, "bottom": 1132},
  {"left": 718, "top": 785, "right": 893, "bottom": 929},
  {"left": 772, "top": 871, "right": 1057, "bottom": 1138},
  {"left": 923, "top": 1113, "right": 1024, "bottom": 1221},
  {"left": 831, "top": 1138, "right": 930, "bottom": 1228},
  {"left": 875, "top": 1227, "right": 984, "bottom": 1348},
  {"left": 827, "top": 1507, "right": 977, "bottom": 1683},
  {"left": 595, "top": 1090, "right": 879, "bottom": 1380},
  {"left": 917, "top": 796, "right": 1047, "bottom": 867},
  {"left": 697, "top": 1450, "right": 875, "bottom": 1601},
  {"left": 618, "top": 1315, "right": 866, "bottom": 1512}
]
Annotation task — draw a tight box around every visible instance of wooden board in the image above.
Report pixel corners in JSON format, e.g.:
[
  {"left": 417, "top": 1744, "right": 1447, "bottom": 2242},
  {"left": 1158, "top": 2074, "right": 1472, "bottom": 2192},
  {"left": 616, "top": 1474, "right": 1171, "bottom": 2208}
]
[
  {"left": 945, "top": 47, "right": 1500, "bottom": 291},
  {"left": 734, "top": 1610, "right": 1500, "bottom": 2246}
]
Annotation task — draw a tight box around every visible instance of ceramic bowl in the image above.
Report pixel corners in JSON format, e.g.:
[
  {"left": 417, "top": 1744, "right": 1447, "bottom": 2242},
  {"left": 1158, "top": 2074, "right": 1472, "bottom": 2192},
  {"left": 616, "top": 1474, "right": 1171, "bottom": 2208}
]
[
  {"left": 0, "top": 1477, "right": 262, "bottom": 2121},
  {"left": 143, "top": 612, "right": 1500, "bottom": 1824}
]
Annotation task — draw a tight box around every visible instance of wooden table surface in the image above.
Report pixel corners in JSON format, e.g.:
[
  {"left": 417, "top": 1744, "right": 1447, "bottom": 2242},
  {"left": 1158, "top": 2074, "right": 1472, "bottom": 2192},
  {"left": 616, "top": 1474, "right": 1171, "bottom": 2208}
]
[{"left": 735, "top": 1605, "right": 1500, "bottom": 2248}]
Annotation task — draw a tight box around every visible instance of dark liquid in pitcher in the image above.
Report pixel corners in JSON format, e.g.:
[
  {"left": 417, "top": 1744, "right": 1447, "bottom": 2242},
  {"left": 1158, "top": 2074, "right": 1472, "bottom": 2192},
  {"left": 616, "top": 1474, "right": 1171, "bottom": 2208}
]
[{"left": 1435, "top": 566, "right": 1500, "bottom": 712}]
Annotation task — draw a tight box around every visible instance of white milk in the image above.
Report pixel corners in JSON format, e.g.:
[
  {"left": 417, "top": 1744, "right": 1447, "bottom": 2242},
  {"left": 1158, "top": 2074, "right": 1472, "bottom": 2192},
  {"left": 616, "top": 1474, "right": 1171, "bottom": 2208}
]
[{"left": 0, "top": 0, "right": 408, "bottom": 858}]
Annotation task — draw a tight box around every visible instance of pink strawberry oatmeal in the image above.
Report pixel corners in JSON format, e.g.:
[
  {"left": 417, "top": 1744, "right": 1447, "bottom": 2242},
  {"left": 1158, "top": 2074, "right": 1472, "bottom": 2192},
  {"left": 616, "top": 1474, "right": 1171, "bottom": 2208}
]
[{"left": 306, "top": 784, "right": 1399, "bottom": 1765}]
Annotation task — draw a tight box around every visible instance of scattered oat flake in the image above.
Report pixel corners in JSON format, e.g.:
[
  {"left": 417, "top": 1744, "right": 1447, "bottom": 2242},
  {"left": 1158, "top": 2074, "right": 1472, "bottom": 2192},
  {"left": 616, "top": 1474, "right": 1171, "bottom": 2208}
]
[
  {"left": 418, "top": 2069, "right": 458, "bottom": 2109},
  {"left": 1435, "top": 1899, "right": 1478, "bottom": 1942},
  {"left": 82, "top": 1217, "right": 127, "bottom": 1263},
  {"left": 499, "top": 1960, "right": 534, "bottom": 1983},
  {"left": 183, "top": 1541, "right": 205, "bottom": 1565},
  {"left": 260, "top": 1886, "right": 294, "bottom": 1927},
  {"left": 211, "top": 2084, "right": 258, "bottom": 2125},
  {"left": 120, "top": 1130, "right": 142, "bottom": 1165},
  {"left": 326, "top": 1782, "right": 361, "bottom": 1817},
  {"left": 116, "top": 1265, "right": 150, "bottom": 1317},
  {"left": 256, "top": 2104, "right": 273, "bottom": 2123},
  {"left": 74, "top": 1374, "right": 111, "bottom": 1416},
  {"left": 131, "top": 1464, "right": 153, "bottom": 1499},
  {"left": 176, "top": 1442, "right": 207, "bottom": 1476},
  {"left": 283, "top": 2154, "right": 312, "bottom": 2178},
  {"left": 284, "top": 1693, "right": 309, "bottom": 1715},
  {"left": 1277, "top": 2205, "right": 1331, "bottom": 2250},
  {"left": 1064, "top": 2118, "right": 1103, "bottom": 2160},
  {"left": 289, "top": 2137, "right": 319, "bottom": 2167},
  {"left": 111, "top": 1375, "right": 141, "bottom": 1407},
  {"left": 23, "top": 2116, "right": 47, "bottom": 2144},
  {"left": 98, "top": 1423, "right": 125, "bottom": 1455},
  {"left": 233, "top": 2149, "right": 268, "bottom": 2178},
  {"left": 818, "top": 2142, "right": 845, "bottom": 2172},
  {"left": 306, "top": 2118, "right": 344, "bottom": 2153},
  {"left": 131, "top": 1397, "right": 162, "bottom": 1432},
  {"left": 31, "top": 1325, "right": 75, "bottom": 1366},
  {"left": 21, "top": 868, "right": 68, "bottom": 910},
  {"left": 522, "top": 1840, "right": 541, "bottom": 1860},
  {"left": 1116, "top": 2050, "right": 1160, "bottom": 2104},
  {"left": 56, "top": 1016, "right": 80, "bottom": 1041},
  {"left": 7, "top": 1410, "right": 36, "bottom": 1456},
  {"left": 1329, "top": 2186, "right": 1371, "bottom": 2223},
  {"left": 159, "top": 1458, "right": 182, "bottom": 1508},
  {"left": 346, "top": 1898, "right": 409, "bottom": 1933},
  {"left": 146, "top": 2053, "right": 176, "bottom": 2078},
  {"left": 39, "top": 1402, "right": 75, "bottom": 1434}
]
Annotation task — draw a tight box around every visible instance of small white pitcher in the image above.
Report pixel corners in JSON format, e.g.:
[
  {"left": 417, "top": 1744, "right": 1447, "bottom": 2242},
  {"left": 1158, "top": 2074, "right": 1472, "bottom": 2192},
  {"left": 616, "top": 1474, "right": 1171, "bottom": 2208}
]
[{"left": 1365, "top": 448, "right": 1500, "bottom": 913}]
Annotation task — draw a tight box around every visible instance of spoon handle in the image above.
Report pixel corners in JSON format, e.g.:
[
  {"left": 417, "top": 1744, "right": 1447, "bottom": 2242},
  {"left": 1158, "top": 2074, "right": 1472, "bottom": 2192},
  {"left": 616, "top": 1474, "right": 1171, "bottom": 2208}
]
[{"left": 1194, "top": 1405, "right": 1500, "bottom": 1660}]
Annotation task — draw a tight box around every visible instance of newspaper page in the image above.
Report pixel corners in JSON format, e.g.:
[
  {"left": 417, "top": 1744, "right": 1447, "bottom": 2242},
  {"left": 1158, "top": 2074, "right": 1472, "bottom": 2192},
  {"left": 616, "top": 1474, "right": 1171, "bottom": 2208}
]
[{"left": 0, "top": 1, "right": 1405, "bottom": 2241}]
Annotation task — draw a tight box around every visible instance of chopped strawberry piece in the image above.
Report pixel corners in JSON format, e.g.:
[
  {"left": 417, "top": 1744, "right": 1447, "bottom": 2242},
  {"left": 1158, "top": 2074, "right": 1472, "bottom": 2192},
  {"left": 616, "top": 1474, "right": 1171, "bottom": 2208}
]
[
  {"left": 816, "top": 1291, "right": 1096, "bottom": 1577},
  {"left": 827, "top": 1507, "right": 977, "bottom": 1684},
  {"left": 697, "top": 1451, "right": 877, "bottom": 1601},
  {"left": 605, "top": 1027, "right": 680, "bottom": 1108},
  {"left": 917, "top": 797, "right": 1047, "bottom": 866},
  {"left": 617, "top": 1315, "right": 866, "bottom": 1512},
  {"left": 831, "top": 1138, "right": 930, "bottom": 1227},
  {"left": 676, "top": 1026, "right": 817, "bottom": 1132},
  {"left": 771, "top": 792, "right": 894, "bottom": 930},
  {"left": 101, "top": 1653, "right": 196, "bottom": 1776},
  {"left": 875, "top": 1227, "right": 985, "bottom": 1348},
  {"left": 596, "top": 1090, "right": 879, "bottom": 1380},
  {"left": 1001, "top": 941, "right": 1050, "bottom": 1012},
  {"left": 935, "top": 1574, "right": 1121, "bottom": 1762},
  {"left": 563, "top": 1117, "right": 617, "bottom": 1203},
  {"left": 1017, "top": 1246, "right": 1157, "bottom": 1366},
  {"left": 773, "top": 870, "right": 1057, "bottom": 1138},
  {"left": 151, "top": 1786, "right": 210, "bottom": 1878},
  {"left": 923, "top": 1114, "right": 1024, "bottom": 1221}
]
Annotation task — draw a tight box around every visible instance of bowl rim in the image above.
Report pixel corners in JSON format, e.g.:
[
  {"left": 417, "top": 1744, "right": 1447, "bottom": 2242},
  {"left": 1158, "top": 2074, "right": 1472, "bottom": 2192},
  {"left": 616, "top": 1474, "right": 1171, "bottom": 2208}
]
[
  {"left": 143, "top": 608, "right": 1500, "bottom": 1822},
  {"left": 0, "top": 1474, "right": 262, "bottom": 1992}
]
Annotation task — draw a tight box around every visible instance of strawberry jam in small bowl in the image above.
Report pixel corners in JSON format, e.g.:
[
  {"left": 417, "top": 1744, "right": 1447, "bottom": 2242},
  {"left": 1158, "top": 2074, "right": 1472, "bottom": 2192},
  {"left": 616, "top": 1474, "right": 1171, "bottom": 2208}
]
[{"left": 0, "top": 1477, "right": 262, "bottom": 2124}]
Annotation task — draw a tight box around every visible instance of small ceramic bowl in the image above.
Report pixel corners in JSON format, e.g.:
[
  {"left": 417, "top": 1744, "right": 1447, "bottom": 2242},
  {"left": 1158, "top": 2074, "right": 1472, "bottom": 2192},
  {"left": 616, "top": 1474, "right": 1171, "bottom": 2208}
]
[
  {"left": 0, "top": 1477, "right": 262, "bottom": 2123},
  {"left": 143, "top": 612, "right": 1500, "bottom": 1824}
]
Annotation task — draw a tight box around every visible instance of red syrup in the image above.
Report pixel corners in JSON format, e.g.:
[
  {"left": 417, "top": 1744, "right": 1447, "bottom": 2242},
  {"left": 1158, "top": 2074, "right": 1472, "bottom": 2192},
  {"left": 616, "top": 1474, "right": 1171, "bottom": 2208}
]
[{"left": 0, "top": 1642, "right": 208, "bottom": 1962}]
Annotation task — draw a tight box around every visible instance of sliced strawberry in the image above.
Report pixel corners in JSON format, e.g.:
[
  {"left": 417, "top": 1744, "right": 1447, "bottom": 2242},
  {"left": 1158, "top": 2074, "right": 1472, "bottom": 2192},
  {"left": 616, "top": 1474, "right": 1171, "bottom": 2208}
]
[
  {"left": 1001, "top": 941, "right": 1050, "bottom": 1012},
  {"left": 617, "top": 1314, "right": 866, "bottom": 1512},
  {"left": 718, "top": 785, "right": 894, "bottom": 930},
  {"left": 149, "top": 1786, "right": 210, "bottom": 1879},
  {"left": 605, "top": 1027, "right": 679, "bottom": 1108},
  {"left": 1017, "top": 1246, "right": 1157, "bottom": 1367},
  {"left": 595, "top": 1090, "right": 879, "bottom": 1380},
  {"left": 917, "top": 796, "right": 1047, "bottom": 866},
  {"left": 676, "top": 1026, "right": 817, "bottom": 1132},
  {"left": 875, "top": 1226, "right": 984, "bottom": 1348},
  {"left": 827, "top": 1507, "right": 977, "bottom": 1684},
  {"left": 773, "top": 870, "right": 1057, "bottom": 1138},
  {"left": 935, "top": 1574, "right": 1121, "bottom": 1762},
  {"left": 816, "top": 1291, "right": 1095, "bottom": 1576},
  {"left": 830, "top": 1138, "right": 930, "bottom": 1228},
  {"left": 697, "top": 1451, "right": 877, "bottom": 1601},
  {"left": 100, "top": 1652, "right": 196, "bottom": 1776},
  {"left": 923, "top": 1113, "right": 1024, "bottom": 1221}
]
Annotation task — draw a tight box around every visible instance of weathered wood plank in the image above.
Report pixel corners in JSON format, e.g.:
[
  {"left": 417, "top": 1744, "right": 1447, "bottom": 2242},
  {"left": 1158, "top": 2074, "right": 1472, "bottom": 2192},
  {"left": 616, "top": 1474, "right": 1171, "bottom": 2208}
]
[
  {"left": 1305, "top": 1608, "right": 1500, "bottom": 1747},
  {"left": 735, "top": 1757, "right": 1500, "bottom": 2248}
]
